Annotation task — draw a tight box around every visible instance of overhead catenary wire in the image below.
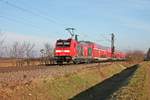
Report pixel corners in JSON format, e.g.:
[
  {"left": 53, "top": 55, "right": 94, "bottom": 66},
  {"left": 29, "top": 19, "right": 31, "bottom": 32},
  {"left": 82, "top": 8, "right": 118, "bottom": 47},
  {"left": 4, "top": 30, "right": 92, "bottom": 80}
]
[
  {"left": 0, "top": 15, "right": 43, "bottom": 31},
  {"left": 0, "top": 0, "right": 66, "bottom": 28},
  {"left": 11, "top": 0, "right": 67, "bottom": 27},
  {"left": 0, "top": 0, "right": 113, "bottom": 42},
  {"left": 99, "top": 34, "right": 112, "bottom": 42}
]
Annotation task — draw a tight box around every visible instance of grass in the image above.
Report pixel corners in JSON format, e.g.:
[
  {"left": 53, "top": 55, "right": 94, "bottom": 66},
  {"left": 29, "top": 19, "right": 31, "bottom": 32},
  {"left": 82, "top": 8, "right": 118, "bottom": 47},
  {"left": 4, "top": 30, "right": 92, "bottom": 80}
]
[
  {"left": 0, "top": 62, "right": 132, "bottom": 100},
  {"left": 110, "top": 61, "right": 150, "bottom": 100}
]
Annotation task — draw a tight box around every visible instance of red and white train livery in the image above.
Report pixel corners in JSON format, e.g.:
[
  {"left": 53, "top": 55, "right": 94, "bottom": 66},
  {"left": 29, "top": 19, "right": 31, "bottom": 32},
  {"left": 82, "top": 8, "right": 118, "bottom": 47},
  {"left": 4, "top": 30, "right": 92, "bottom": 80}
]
[{"left": 54, "top": 38, "right": 125, "bottom": 64}]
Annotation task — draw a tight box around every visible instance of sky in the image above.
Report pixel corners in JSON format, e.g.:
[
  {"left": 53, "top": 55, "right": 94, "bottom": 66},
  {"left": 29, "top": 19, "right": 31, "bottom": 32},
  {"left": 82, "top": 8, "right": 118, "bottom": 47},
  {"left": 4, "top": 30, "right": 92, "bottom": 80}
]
[{"left": 0, "top": 0, "right": 150, "bottom": 52}]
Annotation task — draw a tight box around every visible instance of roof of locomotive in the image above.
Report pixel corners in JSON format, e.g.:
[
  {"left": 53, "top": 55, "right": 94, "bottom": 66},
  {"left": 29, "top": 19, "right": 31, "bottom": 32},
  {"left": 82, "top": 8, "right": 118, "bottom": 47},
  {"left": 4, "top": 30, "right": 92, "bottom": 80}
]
[
  {"left": 79, "top": 41, "right": 94, "bottom": 44},
  {"left": 57, "top": 38, "right": 72, "bottom": 41}
]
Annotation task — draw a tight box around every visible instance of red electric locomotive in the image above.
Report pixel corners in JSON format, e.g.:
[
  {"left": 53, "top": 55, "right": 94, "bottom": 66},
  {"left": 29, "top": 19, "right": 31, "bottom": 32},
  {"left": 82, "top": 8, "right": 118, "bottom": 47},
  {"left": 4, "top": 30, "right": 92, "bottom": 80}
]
[
  {"left": 54, "top": 30, "right": 126, "bottom": 64},
  {"left": 54, "top": 38, "right": 78, "bottom": 64}
]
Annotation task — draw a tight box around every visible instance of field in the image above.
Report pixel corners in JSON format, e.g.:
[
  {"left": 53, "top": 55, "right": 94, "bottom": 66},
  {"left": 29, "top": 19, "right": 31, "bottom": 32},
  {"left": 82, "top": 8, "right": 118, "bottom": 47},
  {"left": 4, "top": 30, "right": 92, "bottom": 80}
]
[
  {"left": 0, "top": 59, "right": 17, "bottom": 67},
  {"left": 0, "top": 61, "right": 149, "bottom": 100},
  {"left": 0, "top": 58, "right": 42, "bottom": 67}
]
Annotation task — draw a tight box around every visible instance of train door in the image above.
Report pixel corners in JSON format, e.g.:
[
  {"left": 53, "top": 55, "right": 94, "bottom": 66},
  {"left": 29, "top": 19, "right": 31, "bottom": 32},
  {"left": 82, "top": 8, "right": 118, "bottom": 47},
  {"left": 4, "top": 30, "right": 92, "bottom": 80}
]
[
  {"left": 88, "top": 47, "right": 92, "bottom": 57},
  {"left": 77, "top": 45, "right": 83, "bottom": 57}
]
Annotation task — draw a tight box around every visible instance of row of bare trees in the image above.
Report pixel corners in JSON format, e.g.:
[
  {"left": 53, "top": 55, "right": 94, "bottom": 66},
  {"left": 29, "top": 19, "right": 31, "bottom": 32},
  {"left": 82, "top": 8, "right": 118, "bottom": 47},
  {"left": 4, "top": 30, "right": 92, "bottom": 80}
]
[
  {"left": 9, "top": 41, "right": 35, "bottom": 58},
  {"left": 0, "top": 41, "right": 36, "bottom": 58},
  {"left": 0, "top": 33, "right": 54, "bottom": 58},
  {"left": 0, "top": 33, "right": 54, "bottom": 66}
]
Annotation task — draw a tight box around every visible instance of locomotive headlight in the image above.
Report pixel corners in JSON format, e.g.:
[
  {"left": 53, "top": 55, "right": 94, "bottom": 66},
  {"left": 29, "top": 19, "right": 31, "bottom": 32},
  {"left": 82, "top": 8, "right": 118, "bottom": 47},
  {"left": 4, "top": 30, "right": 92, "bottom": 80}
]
[
  {"left": 55, "top": 50, "right": 70, "bottom": 53},
  {"left": 55, "top": 50, "right": 62, "bottom": 53},
  {"left": 64, "top": 50, "right": 70, "bottom": 52}
]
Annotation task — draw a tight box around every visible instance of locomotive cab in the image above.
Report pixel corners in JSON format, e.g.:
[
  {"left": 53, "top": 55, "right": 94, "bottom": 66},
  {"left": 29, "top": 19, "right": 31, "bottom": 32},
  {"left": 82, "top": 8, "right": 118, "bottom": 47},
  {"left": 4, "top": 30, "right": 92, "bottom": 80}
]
[{"left": 54, "top": 38, "right": 78, "bottom": 64}]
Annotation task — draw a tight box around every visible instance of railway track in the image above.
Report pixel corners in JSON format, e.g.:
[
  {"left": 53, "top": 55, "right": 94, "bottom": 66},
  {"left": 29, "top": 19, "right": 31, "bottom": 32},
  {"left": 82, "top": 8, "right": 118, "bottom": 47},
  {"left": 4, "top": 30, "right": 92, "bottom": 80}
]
[
  {"left": 0, "top": 60, "right": 125, "bottom": 73},
  {"left": 0, "top": 63, "right": 97, "bottom": 73}
]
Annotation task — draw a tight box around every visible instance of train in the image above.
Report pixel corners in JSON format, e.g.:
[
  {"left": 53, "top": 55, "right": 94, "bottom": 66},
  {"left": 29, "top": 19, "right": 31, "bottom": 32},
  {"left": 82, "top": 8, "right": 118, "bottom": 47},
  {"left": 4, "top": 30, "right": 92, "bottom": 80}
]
[{"left": 54, "top": 32, "right": 126, "bottom": 64}]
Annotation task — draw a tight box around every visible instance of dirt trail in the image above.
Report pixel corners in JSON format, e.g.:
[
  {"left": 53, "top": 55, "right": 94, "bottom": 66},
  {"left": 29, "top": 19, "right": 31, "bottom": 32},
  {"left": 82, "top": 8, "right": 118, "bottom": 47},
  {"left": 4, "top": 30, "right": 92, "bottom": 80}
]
[{"left": 70, "top": 64, "right": 138, "bottom": 100}]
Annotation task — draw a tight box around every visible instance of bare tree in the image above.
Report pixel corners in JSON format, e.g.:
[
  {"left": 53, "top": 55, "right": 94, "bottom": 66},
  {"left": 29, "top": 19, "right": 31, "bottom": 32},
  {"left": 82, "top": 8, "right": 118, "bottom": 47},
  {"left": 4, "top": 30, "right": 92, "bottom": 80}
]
[
  {"left": 0, "top": 31, "right": 5, "bottom": 57},
  {"left": 9, "top": 42, "right": 22, "bottom": 58},
  {"left": 22, "top": 42, "right": 35, "bottom": 66},
  {"left": 9, "top": 41, "right": 35, "bottom": 58},
  {"left": 23, "top": 42, "right": 35, "bottom": 58},
  {"left": 8, "top": 41, "right": 36, "bottom": 66},
  {"left": 39, "top": 43, "right": 54, "bottom": 65},
  {"left": 44, "top": 43, "right": 53, "bottom": 57}
]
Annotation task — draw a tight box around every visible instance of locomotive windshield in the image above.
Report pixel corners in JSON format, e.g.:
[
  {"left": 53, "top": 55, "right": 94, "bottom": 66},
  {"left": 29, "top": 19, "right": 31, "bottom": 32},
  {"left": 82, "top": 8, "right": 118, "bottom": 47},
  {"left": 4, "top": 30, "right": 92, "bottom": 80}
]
[{"left": 56, "top": 40, "right": 71, "bottom": 47}]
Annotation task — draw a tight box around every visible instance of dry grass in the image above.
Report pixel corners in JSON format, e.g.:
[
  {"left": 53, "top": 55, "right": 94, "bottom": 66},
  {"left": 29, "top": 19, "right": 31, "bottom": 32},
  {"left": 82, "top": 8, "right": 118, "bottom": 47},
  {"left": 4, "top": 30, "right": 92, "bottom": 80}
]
[
  {"left": 0, "top": 59, "right": 16, "bottom": 67},
  {"left": 110, "top": 61, "right": 150, "bottom": 100},
  {"left": 0, "top": 62, "right": 131, "bottom": 100},
  {"left": 0, "top": 58, "right": 41, "bottom": 67}
]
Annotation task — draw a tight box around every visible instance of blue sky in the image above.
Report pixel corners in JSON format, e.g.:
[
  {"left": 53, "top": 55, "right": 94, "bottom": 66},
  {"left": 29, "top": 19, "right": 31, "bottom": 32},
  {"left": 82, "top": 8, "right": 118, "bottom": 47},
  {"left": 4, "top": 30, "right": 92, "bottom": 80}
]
[{"left": 0, "top": 0, "right": 150, "bottom": 51}]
